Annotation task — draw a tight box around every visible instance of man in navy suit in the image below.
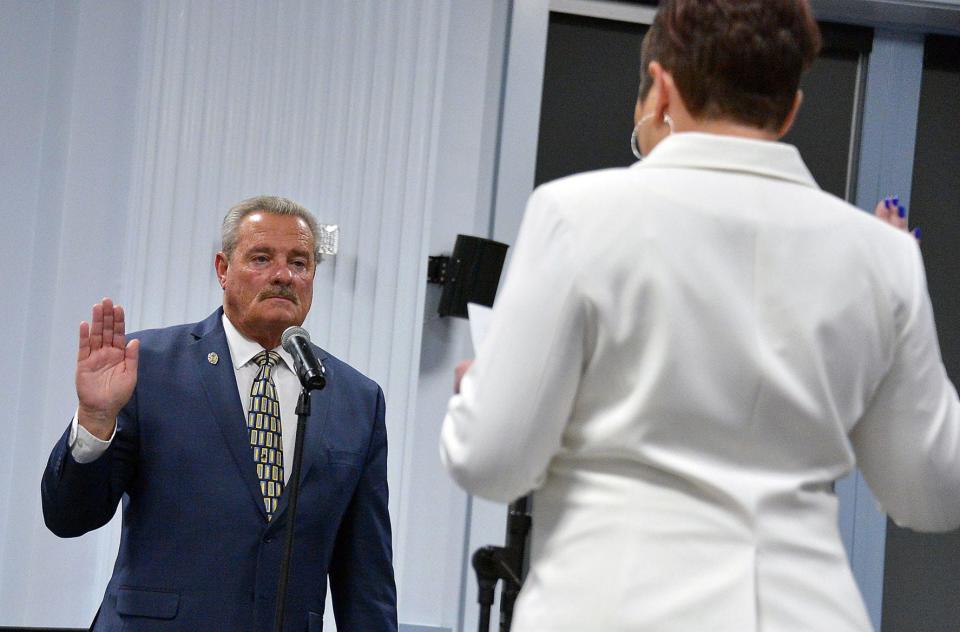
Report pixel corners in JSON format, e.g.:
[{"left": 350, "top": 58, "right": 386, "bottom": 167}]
[{"left": 41, "top": 196, "right": 397, "bottom": 631}]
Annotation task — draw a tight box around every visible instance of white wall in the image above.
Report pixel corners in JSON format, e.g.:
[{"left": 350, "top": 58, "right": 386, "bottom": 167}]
[
  {"left": 0, "top": 0, "right": 144, "bottom": 624},
  {"left": 400, "top": 2, "right": 512, "bottom": 629}
]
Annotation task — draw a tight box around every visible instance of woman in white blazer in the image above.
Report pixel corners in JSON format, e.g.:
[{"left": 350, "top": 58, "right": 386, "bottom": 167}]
[{"left": 441, "top": 1, "right": 960, "bottom": 630}]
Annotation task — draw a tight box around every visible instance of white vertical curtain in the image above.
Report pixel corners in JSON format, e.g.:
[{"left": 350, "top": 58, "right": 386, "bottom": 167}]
[
  {"left": 0, "top": 0, "right": 457, "bottom": 627},
  {"left": 121, "top": 0, "right": 449, "bottom": 535}
]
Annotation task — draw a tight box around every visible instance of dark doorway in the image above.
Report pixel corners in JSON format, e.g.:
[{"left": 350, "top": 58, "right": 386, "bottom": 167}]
[{"left": 535, "top": 13, "right": 872, "bottom": 203}]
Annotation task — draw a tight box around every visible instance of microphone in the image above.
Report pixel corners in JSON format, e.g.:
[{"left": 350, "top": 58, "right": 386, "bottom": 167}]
[{"left": 281, "top": 326, "right": 326, "bottom": 391}]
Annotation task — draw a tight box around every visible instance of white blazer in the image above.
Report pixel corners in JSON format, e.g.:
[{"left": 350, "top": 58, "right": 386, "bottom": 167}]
[{"left": 441, "top": 132, "right": 960, "bottom": 631}]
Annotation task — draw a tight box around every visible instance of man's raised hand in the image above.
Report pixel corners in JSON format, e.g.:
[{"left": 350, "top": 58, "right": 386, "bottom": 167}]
[{"left": 76, "top": 298, "right": 139, "bottom": 440}]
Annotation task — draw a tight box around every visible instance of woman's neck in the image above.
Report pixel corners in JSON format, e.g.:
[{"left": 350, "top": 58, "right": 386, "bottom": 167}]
[{"left": 676, "top": 116, "right": 779, "bottom": 141}]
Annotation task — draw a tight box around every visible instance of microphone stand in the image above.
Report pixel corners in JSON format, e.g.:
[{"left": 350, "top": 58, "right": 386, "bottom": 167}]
[
  {"left": 272, "top": 386, "right": 318, "bottom": 632},
  {"left": 472, "top": 495, "right": 531, "bottom": 632}
]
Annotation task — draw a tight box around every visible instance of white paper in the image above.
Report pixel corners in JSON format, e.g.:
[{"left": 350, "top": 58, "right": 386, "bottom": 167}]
[{"left": 466, "top": 303, "right": 494, "bottom": 353}]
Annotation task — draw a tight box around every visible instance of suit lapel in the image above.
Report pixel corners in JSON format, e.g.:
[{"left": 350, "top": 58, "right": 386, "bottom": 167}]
[{"left": 190, "top": 310, "right": 269, "bottom": 520}]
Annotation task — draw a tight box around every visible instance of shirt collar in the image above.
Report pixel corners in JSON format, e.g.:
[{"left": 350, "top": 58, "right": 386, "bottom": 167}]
[
  {"left": 634, "top": 132, "right": 819, "bottom": 189},
  {"left": 221, "top": 313, "right": 295, "bottom": 372}
]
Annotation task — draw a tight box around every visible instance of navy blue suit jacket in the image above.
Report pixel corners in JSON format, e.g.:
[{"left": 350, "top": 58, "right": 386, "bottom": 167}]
[{"left": 42, "top": 309, "right": 397, "bottom": 631}]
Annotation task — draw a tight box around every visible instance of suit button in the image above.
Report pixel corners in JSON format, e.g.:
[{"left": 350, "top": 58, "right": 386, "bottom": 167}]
[{"left": 264, "top": 537, "right": 273, "bottom": 543}]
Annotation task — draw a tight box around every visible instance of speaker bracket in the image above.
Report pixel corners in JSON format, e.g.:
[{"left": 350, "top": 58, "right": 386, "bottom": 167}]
[{"left": 427, "top": 255, "right": 450, "bottom": 284}]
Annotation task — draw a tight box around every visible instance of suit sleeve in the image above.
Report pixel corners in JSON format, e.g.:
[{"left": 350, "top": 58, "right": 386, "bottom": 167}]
[
  {"left": 851, "top": 241, "right": 960, "bottom": 531},
  {"left": 41, "top": 394, "right": 139, "bottom": 538},
  {"left": 328, "top": 385, "right": 398, "bottom": 631},
  {"left": 440, "top": 186, "right": 587, "bottom": 502}
]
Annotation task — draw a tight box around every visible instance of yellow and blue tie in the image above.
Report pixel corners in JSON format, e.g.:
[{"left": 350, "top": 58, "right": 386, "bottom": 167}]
[{"left": 247, "top": 350, "right": 284, "bottom": 519}]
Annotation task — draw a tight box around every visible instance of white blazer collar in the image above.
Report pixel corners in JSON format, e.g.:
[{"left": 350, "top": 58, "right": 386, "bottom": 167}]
[{"left": 635, "top": 132, "right": 819, "bottom": 189}]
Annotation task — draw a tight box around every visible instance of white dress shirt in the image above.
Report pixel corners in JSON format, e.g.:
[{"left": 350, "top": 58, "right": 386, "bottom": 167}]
[
  {"left": 441, "top": 132, "right": 960, "bottom": 631},
  {"left": 70, "top": 314, "right": 301, "bottom": 484}
]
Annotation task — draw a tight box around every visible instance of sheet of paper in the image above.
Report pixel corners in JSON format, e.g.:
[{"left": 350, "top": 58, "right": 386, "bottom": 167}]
[{"left": 466, "top": 303, "right": 494, "bottom": 353}]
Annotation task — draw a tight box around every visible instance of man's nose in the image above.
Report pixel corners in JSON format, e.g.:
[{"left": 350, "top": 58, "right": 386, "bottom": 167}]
[{"left": 270, "top": 264, "right": 294, "bottom": 283}]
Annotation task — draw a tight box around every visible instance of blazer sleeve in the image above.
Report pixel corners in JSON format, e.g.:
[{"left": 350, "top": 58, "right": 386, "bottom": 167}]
[
  {"left": 440, "top": 186, "right": 588, "bottom": 502},
  {"left": 328, "top": 385, "right": 398, "bottom": 631},
  {"left": 41, "top": 396, "right": 140, "bottom": 538},
  {"left": 850, "top": 242, "right": 960, "bottom": 532}
]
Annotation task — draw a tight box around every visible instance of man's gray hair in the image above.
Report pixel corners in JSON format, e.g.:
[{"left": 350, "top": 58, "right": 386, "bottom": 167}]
[{"left": 221, "top": 195, "right": 321, "bottom": 262}]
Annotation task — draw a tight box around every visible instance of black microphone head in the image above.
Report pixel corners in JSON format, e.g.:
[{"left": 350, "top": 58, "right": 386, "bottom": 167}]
[
  {"left": 281, "top": 326, "right": 310, "bottom": 353},
  {"left": 281, "top": 325, "right": 325, "bottom": 390}
]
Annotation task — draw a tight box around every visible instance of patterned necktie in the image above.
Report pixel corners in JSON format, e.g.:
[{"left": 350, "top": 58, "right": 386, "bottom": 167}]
[{"left": 247, "top": 350, "right": 284, "bottom": 519}]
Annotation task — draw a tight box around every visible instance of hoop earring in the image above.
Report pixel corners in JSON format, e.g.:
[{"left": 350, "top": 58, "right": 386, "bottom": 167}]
[
  {"left": 630, "top": 112, "right": 673, "bottom": 161},
  {"left": 630, "top": 126, "right": 643, "bottom": 160},
  {"left": 663, "top": 113, "right": 675, "bottom": 134}
]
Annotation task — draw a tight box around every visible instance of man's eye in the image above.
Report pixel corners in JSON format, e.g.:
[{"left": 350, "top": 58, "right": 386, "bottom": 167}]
[
  {"left": 292, "top": 260, "right": 307, "bottom": 270},
  {"left": 252, "top": 255, "right": 269, "bottom": 264}
]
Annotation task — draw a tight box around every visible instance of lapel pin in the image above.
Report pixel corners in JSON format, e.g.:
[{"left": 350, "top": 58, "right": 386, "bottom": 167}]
[{"left": 207, "top": 352, "right": 219, "bottom": 365}]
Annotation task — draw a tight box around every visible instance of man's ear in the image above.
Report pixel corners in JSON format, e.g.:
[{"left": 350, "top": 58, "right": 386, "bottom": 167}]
[
  {"left": 777, "top": 90, "right": 804, "bottom": 139},
  {"left": 215, "top": 252, "right": 229, "bottom": 289}
]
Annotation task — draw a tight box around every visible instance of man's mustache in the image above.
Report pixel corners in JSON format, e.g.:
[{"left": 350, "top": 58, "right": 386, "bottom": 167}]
[{"left": 257, "top": 286, "right": 298, "bottom": 303}]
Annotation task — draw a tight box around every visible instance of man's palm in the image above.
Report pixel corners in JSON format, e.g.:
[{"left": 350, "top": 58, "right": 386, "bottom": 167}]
[{"left": 76, "top": 298, "right": 139, "bottom": 436}]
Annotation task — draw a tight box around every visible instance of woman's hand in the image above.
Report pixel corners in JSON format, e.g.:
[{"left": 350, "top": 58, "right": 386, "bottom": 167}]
[
  {"left": 874, "top": 196, "right": 921, "bottom": 241},
  {"left": 454, "top": 359, "right": 474, "bottom": 394}
]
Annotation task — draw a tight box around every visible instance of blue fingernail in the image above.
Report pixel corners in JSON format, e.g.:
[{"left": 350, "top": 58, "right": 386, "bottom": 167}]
[
  {"left": 913, "top": 227, "right": 921, "bottom": 239},
  {"left": 884, "top": 197, "right": 892, "bottom": 208},
  {"left": 898, "top": 205, "right": 906, "bottom": 218},
  {"left": 893, "top": 196, "right": 900, "bottom": 206}
]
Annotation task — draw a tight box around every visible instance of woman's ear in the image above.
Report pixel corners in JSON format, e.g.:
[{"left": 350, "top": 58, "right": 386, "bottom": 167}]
[{"left": 648, "top": 61, "right": 672, "bottom": 120}]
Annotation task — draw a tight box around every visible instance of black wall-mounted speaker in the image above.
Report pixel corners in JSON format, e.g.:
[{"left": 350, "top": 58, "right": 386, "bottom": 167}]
[{"left": 434, "top": 235, "right": 509, "bottom": 318}]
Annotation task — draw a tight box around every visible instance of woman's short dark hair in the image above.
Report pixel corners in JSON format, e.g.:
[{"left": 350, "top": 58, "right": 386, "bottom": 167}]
[{"left": 639, "top": 0, "right": 822, "bottom": 131}]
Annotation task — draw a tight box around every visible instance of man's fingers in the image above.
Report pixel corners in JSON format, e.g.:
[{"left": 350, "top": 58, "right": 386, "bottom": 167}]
[
  {"left": 101, "top": 298, "right": 115, "bottom": 348},
  {"left": 78, "top": 321, "right": 91, "bottom": 362},
  {"left": 125, "top": 338, "right": 140, "bottom": 373},
  {"left": 87, "top": 298, "right": 126, "bottom": 352},
  {"left": 113, "top": 304, "right": 126, "bottom": 349},
  {"left": 90, "top": 303, "right": 104, "bottom": 350}
]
